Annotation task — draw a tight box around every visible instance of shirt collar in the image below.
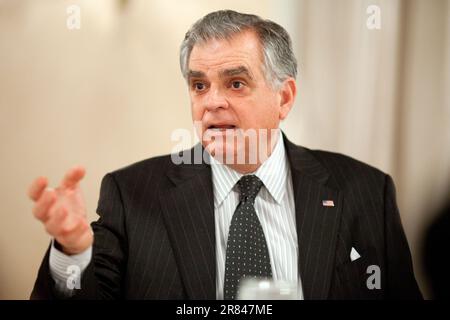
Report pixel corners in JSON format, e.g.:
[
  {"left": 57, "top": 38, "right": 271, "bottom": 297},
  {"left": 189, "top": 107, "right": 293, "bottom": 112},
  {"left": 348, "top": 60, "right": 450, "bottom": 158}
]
[{"left": 210, "top": 131, "right": 289, "bottom": 208}]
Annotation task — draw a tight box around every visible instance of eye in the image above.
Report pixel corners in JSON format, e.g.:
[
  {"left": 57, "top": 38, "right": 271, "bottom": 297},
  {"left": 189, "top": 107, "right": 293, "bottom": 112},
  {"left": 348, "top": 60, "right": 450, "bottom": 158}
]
[
  {"left": 231, "top": 81, "right": 244, "bottom": 89},
  {"left": 193, "top": 82, "right": 206, "bottom": 91}
]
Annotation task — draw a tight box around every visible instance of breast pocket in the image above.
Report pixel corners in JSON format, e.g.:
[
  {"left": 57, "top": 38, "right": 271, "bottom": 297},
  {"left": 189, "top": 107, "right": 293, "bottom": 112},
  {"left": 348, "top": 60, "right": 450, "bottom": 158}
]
[
  {"left": 337, "top": 255, "right": 368, "bottom": 283},
  {"left": 335, "top": 255, "right": 384, "bottom": 299}
]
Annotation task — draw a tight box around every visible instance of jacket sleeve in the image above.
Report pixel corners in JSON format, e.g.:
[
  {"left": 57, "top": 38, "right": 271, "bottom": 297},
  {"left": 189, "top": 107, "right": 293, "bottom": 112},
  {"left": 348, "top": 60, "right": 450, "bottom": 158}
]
[
  {"left": 384, "top": 174, "right": 423, "bottom": 299},
  {"left": 30, "top": 173, "right": 127, "bottom": 299}
]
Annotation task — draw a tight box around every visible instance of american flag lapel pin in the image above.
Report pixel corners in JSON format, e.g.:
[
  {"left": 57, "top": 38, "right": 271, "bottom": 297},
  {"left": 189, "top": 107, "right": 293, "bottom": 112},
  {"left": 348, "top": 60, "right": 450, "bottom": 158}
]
[{"left": 322, "top": 200, "right": 335, "bottom": 207}]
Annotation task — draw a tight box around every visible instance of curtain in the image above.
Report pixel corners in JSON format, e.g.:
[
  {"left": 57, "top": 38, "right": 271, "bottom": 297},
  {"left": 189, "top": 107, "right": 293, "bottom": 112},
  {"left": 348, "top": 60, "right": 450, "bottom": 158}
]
[{"left": 276, "top": 0, "right": 450, "bottom": 298}]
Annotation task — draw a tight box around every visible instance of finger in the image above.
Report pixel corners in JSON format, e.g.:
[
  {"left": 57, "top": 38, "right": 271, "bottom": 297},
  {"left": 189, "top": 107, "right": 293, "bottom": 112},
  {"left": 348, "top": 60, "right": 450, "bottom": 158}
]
[
  {"left": 32, "top": 188, "right": 57, "bottom": 222},
  {"left": 28, "top": 176, "right": 48, "bottom": 201},
  {"left": 60, "top": 166, "right": 86, "bottom": 190}
]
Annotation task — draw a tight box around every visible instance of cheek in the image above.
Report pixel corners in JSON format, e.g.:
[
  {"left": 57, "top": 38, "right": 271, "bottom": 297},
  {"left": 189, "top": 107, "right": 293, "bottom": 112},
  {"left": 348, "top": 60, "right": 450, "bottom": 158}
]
[
  {"left": 190, "top": 99, "right": 203, "bottom": 121},
  {"left": 249, "top": 97, "right": 280, "bottom": 128}
]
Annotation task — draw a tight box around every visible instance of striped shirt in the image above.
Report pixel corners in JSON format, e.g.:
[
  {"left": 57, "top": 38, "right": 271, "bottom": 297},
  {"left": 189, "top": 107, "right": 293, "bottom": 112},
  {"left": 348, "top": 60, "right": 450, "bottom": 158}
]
[{"left": 211, "top": 132, "right": 303, "bottom": 299}]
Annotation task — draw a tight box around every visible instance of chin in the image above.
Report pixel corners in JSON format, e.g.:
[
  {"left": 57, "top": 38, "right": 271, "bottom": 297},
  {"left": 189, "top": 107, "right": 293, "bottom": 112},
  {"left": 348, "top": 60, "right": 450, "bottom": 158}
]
[{"left": 208, "top": 141, "right": 252, "bottom": 166}]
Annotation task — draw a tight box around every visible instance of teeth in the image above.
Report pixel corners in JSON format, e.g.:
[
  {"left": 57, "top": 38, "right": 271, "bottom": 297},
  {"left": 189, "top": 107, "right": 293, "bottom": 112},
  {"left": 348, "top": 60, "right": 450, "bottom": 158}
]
[{"left": 209, "top": 126, "right": 235, "bottom": 129}]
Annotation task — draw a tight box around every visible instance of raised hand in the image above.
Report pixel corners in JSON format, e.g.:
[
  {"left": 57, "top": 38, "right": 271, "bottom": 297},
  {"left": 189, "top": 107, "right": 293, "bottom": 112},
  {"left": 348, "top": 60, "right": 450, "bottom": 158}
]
[{"left": 28, "top": 166, "right": 93, "bottom": 255}]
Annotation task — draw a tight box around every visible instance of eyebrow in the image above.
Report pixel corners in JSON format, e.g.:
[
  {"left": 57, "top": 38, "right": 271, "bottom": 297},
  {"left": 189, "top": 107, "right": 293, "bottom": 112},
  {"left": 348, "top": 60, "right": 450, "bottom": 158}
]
[
  {"left": 187, "top": 70, "right": 206, "bottom": 80},
  {"left": 187, "top": 66, "right": 254, "bottom": 81},
  {"left": 219, "top": 66, "right": 254, "bottom": 80}
]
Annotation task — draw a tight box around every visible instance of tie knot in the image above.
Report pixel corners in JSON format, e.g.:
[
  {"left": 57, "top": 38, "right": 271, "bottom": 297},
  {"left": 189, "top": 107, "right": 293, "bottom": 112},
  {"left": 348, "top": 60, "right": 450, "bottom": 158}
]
[{"left": 237, "top": 175, "right": 263, "bottom": 203}]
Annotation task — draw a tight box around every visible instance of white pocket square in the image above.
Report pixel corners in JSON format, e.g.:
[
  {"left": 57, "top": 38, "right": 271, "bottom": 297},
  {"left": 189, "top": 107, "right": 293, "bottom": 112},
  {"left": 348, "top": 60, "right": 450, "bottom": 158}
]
[{"left": 350, "top": 247, "right": 361, "bottom": 262}]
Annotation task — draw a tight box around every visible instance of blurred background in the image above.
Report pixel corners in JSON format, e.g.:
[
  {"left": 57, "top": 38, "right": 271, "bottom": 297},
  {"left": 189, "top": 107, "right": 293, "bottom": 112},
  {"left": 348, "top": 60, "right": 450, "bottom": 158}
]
[{"left": 0, "top": 0, "right": 448, "bottom": 299}]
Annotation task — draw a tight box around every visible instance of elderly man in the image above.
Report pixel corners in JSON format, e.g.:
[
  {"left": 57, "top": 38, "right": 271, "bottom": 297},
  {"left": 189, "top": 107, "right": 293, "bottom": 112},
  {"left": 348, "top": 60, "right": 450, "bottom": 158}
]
[{"left": 29, "top": 10, "right": 421, "bottom": 300}]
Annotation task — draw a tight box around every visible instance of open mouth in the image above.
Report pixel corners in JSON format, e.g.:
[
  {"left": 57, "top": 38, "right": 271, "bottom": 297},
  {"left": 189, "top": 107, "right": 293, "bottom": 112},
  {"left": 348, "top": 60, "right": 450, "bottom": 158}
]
[{"left": 207, "top": 125, "right": 236, "bottom": 131}]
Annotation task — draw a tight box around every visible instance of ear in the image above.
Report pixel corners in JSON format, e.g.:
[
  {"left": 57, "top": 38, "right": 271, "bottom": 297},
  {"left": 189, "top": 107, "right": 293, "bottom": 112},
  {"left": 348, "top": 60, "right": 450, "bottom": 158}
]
[{"left": 278, "top": 78, "right": 297, "bottom": 120}]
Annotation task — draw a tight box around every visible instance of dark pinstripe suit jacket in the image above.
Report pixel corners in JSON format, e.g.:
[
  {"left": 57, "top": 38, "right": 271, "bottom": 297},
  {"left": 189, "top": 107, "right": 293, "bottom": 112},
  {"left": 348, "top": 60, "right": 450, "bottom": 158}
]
[{"left": 31, "top": 135, "right": 422, "bottom": 299}]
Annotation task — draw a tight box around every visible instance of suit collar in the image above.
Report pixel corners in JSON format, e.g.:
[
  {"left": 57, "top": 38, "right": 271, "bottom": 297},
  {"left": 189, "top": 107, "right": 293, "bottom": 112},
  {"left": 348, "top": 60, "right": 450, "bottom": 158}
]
[
  {"left": 166, "top": 132, "right": 331, "bottom": 186},
  {"left": 283, "top": 132, "right": 330, "bottom": 185}
]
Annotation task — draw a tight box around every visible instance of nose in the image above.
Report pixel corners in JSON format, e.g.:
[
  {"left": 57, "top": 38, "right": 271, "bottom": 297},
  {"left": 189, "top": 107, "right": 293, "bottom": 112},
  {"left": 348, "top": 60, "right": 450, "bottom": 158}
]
[{"left": 205, "top": 86, "right": 228, "bottom": 111}]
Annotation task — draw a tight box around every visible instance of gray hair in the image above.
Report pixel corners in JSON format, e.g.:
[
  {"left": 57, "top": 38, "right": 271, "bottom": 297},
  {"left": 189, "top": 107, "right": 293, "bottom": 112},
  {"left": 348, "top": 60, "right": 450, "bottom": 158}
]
[{"left": 180, "top": 10, "right": 297, "bottom": 88}]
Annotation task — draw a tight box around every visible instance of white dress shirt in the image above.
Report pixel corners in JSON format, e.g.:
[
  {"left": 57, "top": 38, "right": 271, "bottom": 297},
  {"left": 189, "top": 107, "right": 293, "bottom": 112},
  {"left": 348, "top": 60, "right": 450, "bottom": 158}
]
[
  {"left": 49, "top": 132, "right": 303, "bottom": 299},
  {"left": 211, "top": 132, "right": 302, "bottom": 299}
]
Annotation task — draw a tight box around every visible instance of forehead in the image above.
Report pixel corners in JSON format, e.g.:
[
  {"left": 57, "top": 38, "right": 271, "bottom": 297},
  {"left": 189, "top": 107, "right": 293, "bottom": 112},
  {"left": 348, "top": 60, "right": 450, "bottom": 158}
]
[{"left": 188, "top": 31, "right": 264, "bottom": 76}]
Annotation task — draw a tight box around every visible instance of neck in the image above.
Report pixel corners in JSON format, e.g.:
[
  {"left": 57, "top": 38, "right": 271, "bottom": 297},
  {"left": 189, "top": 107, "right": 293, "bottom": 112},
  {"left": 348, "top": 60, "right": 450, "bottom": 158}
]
[
  {"left": 227, "top": 163, "right": 262, "bottom": 174},
  {"left": 225, "top": 130, "right": 281, "bottom": 174}
]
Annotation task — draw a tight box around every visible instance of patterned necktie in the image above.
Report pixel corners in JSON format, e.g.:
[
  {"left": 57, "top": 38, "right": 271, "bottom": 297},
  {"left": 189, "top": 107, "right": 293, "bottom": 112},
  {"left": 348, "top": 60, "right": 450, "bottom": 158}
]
[{"left": 223, "top": 175, "right": 272, "bottom": 300}]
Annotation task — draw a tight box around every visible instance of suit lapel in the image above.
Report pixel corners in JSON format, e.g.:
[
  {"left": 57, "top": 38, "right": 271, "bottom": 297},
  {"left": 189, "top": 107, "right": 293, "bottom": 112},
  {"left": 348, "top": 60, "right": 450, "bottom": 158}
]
[
  {"left": 284, "top": 136, "right": 343, "bottom": 299},
  {"left": 159, "top": 144, "right": 216, "bottom": 299}
]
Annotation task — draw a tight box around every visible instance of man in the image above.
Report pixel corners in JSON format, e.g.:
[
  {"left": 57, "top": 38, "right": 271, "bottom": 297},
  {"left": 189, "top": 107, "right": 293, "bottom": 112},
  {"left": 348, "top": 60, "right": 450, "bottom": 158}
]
[{"left": 29, "top": 10, "right": 422, "bottom": 300}]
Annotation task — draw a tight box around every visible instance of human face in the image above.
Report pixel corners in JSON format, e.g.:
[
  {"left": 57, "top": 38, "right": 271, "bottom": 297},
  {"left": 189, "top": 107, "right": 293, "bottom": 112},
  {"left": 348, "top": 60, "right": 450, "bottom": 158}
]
[{"left": 187, "top": 30, "right": 295, "bottom": 171}]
